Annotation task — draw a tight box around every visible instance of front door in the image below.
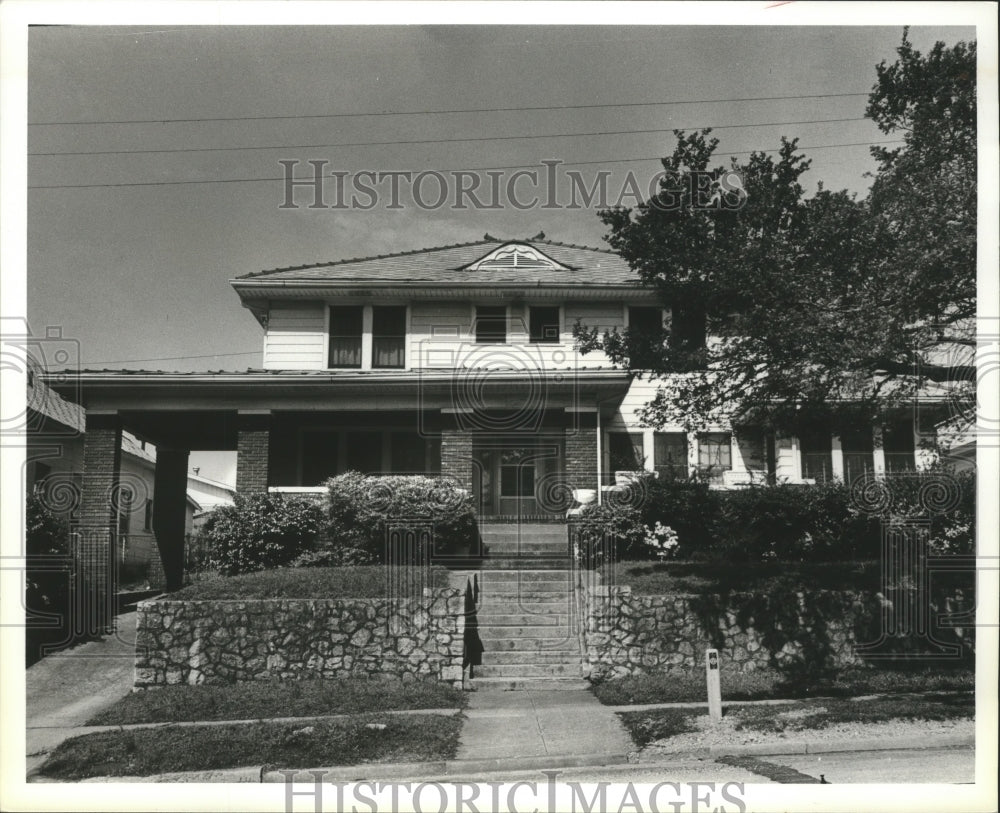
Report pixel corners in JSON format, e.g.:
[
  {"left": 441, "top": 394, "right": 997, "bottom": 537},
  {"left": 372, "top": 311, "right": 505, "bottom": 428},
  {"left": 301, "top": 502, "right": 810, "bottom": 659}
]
[{"left": 473, "top": 438, "right": 561, "bottom": 519}]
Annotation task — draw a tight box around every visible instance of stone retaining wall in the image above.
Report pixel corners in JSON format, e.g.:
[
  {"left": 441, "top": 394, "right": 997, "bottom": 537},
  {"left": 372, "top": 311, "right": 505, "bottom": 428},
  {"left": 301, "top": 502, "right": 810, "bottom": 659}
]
[
  {"left": 134, "top": 589, "right": 464, "bottom": 688},
  {"left": 583, "top": 585, "right": 973, "bottom": 680}
]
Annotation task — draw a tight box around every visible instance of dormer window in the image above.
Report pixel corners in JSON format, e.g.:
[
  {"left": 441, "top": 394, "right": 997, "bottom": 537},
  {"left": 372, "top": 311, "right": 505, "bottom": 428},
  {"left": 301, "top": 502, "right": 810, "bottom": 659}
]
[
  {"left": 475, "top": 306, "right": 507, "bottom": 344},
  {"left": 328, "top": 306, "right": 363, "bottom": 368}
]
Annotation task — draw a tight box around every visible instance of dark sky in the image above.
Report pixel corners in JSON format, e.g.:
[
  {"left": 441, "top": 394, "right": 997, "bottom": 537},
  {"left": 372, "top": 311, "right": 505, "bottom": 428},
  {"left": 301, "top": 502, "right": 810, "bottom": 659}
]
[{"left": 26, "top": 24, "right": 974, "bottom": 374}]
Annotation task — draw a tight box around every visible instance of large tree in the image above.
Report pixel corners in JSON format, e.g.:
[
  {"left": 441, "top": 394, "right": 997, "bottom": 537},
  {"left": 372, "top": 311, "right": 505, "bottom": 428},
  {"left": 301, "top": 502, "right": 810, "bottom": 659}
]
[{"left": 576, "top": 30, "right": 976, "bottom": 433}]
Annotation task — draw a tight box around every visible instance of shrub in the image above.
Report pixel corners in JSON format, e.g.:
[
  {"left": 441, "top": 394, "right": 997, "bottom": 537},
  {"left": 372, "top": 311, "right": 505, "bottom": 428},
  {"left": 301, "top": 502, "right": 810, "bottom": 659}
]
[
  {"left": 710, "top": 482, "right": 881, "bottom": 562},
  {"left": 324, "top": 472, "right": 477, "bottom": 562},
  {"left": 575, "top": 466, "right": 976, "bottom": 565},
  {"left": 25, "top": 493, "right": 76, "bottom": 664},
  {"left": 639, "top": 477, "right": 718, "bottom": 555},
  {"left": 204, "top": 493, "right": 324, "bottom": 576}
]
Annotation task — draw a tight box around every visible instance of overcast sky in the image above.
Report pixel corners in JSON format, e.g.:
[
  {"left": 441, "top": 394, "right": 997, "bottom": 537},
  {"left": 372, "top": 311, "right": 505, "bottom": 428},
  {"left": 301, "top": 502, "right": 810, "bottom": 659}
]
[{"left": 23, "top": 23, "right": 976, "bottom": 483}]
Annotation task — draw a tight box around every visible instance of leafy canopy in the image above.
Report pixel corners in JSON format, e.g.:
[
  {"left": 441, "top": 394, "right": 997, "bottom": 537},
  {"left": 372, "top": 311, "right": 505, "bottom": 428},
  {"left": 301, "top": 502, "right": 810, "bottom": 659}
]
[{"left": 576, "top": 30, "right": 976, "bottom": 432}]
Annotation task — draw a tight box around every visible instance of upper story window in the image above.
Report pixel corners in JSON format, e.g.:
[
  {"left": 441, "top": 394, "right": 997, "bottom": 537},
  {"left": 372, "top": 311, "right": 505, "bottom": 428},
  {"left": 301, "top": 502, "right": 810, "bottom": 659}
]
[
  {"left": 627, "top": 306, "right": 664, "bottom": 368},
  {"left": 328, "top": 305, "right": 363, "bottom": 368},
  {"left": 372, "top": 306, "right": 406, "bottom": 369},
  {"left": 475, "top": 306, "right": 507, "bottom": 344},
  {"left": 669, "top": 305, "right": 707, "bottom": 350},
  {"left": 529, "top": 306, "right": 561, "bottom": 344}
]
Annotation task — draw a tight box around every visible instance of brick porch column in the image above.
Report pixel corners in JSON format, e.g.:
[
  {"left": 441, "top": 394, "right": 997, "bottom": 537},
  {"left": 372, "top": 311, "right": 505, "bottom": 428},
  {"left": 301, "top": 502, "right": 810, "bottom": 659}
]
[
  {"left": 151, "top": 447, "right": 190, "bottom": 592},
  {"left": 565, "top": 412, "right": 598, "bottom": 491},
  {"left": 77, "top": 413, "right": 122, "bottom": 634},
  {"left": 235, "top": 411, "right": 271, "bottom": 493},
  {"left": 440, "top": 426, "right": 473, "bottom": 494}
]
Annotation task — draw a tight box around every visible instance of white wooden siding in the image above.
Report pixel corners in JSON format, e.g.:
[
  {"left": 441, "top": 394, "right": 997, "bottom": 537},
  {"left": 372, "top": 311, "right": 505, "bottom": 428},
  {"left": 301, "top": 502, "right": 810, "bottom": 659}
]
[{"left": 263, "top": 302, "right": 327, "bottom": 370}]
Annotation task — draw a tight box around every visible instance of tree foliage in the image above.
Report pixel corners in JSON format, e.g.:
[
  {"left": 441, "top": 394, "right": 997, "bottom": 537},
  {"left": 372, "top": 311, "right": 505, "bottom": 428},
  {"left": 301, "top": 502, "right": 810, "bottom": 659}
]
[{"left": 576, "top": 30, "right": 976, "bottom": 431}]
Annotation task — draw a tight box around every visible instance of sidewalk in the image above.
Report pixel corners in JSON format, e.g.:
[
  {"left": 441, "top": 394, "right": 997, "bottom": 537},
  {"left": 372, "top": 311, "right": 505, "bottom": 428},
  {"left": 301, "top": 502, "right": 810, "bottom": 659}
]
[
  {"left": 26, "top": 611, "right": 137, "bottom": 774},
  {"left": 455, "top": 689, "right": 634, "bottom": 762}
]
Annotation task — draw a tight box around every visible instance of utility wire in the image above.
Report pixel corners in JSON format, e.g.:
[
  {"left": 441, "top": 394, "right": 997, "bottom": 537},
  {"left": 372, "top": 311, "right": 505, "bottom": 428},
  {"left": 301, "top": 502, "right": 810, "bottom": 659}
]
[
  {"left": 28, "top": 139, "right": 904, "bottom": 190},
  {"left": 29, "top": 117, "right": 870, "bottom": 157},
  {"left": 28, "top": 91, "right": 872, "bottom": 127}
]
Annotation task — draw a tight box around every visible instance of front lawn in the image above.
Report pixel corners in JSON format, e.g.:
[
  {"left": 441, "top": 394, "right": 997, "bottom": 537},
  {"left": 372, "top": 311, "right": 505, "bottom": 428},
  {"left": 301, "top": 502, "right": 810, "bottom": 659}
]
[
  {"left": 88, "top": 677, "right": 466, "bottom": 726},
  {"left": 171, "top": 565, "right": 451, "bottom": 600},
  {"left": 613, "top": 560, "right": 882, "bottom": 595},
  {"left": 592, "top": 665, "right": 975, "bottom": 706},
  {"left": 38, "top": 713, "right": 463, "bottom": 780},
  {"left": 611, "top": 559, "right": 975, "bottom": 596},
  {"left": 618, "top": 693, "right": 974, "bottom": 748}
]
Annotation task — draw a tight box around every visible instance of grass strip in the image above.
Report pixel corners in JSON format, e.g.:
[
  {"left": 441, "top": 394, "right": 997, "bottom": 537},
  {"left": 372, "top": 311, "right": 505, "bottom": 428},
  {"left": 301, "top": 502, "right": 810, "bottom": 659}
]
[
  {"left": 39, "top": 713, "right": 462, "bottom": 780},
  {"left": 88, "top": 678, "right": 467, "bottom": 726},
  {"left": 170, "top": 565, "right": 452, "bottom": 600},
  {"left": 591, "top": 666, "right": 974, "bottom": 706},
  {"left": 617, "top": 709, "right": 700, "bottom": 747},
  {"left": 616, "top": 693, "right": 974, "bottom": 748},
  {"left": 731, "top": 693, "right": 974, "bottom": 734}
]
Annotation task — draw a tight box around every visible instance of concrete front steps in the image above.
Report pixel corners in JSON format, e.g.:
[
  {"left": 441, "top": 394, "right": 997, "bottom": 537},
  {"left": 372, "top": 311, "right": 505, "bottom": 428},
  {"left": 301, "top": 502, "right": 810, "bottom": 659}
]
[{"left": 471, "top": 523, "right": 587, "bottom": 691}]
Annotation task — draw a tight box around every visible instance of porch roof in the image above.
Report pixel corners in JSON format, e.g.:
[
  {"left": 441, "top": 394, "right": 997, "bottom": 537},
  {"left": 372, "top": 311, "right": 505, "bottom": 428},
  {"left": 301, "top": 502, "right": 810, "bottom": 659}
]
[{"left": 42, "top": 367, "right": 632, "bottom": 414}]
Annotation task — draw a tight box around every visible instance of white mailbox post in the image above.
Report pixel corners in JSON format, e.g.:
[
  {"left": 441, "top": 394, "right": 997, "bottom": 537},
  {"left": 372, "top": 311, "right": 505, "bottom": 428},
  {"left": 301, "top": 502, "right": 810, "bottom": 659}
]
[{"left": 706, "top": 648, "right": 722, "bottom": 722}]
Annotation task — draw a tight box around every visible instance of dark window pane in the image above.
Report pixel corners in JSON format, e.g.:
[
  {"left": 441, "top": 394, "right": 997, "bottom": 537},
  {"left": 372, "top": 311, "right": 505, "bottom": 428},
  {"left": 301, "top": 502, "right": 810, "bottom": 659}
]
[
  {"left": 390, "top": 432, "right": 426, "bottom": 473},
  {"left": 800, "top": 428, "right": 833, "bottom": 483},
  {"left": 669, "top": 305, "right": 707, "bottom": 350},
  {"left": 653, "top": 432, "right": 688, "bottom": 478},
  {"left": 840, "top": 426, "right": 874, "bottom": 484},
  {"left": 697, "top": 432, "right": 732, "bottom": 483},
  {"left": 372, "top": 306, "right": 406, "bottom": 367},
  {"left": 329, "top": 306, "right": 363, "bottom": 368},
  {"left": 736, "top": 428, "right": 766, "bottom": 472},
  {"left": 628, "top": 307, "right": 663, "bottom": 367},
  {"left": 346, "top": 431, "right": 382, "bottom": 474},
  {"left": 301, "top": 431, "right": 340, "bottom": 485},
  {"left": 883, "top": 418, "right": 916, "bottom": 472},
  {"left": 529, "top": 306, "right": 561, "bottom": 343},
  {"left": 500, "top": 463, "right": 535, "bottom": 497},
  {"left": 476, "top": 306, "right": 506, "bottom": 343},
  {"left": 609, "top": 432, "right": 644, "bottom": 471}
]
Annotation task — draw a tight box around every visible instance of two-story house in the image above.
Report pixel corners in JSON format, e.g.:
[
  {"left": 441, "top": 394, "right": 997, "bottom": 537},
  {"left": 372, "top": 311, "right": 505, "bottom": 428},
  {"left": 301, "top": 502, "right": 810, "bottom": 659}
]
[{"left": 44, "top": 237, "right": 942, "bottom": 595}]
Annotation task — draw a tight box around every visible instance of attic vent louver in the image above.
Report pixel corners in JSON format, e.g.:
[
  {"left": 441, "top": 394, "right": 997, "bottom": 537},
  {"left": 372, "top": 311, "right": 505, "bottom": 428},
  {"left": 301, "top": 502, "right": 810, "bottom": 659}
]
[{"left": 465, "top": 243, "right": 570, "bottom": 272}]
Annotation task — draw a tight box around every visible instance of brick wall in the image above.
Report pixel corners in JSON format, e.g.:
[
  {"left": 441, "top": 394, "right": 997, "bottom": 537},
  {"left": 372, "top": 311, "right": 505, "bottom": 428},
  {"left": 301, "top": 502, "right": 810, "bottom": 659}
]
[
  {"left": 440, "top": 429, "right": 473, "bottom": 493},
  {"left": 235, "top": 416, "right": 270, "bottom": 493},
  {"left": 565, "top": 423, "right": 597, "bottom": 491},
  {"left": 77, "top": 415, "right": 122, "bottom": 633}
]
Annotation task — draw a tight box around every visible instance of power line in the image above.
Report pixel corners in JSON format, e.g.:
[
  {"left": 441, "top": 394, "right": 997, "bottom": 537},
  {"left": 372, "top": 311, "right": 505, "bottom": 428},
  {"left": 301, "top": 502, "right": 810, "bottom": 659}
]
[
  {"left": 28, "top": 91, "right": 871, "bottom": 127},
  {"left": 29, "top": 117, "right": 870, "bottom": 157},
  {"left": 27, "top": 139, "right": 904, "bottom": 190},
  {"left": 80, "top": 351, "right": 259, "bottom": 365}
]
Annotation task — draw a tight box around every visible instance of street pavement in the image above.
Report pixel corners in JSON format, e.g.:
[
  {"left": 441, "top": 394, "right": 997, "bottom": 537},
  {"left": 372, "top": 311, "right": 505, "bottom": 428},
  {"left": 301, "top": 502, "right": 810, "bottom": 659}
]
[{"left": 763, "top": 746, "right": 975, "bottom": 784}]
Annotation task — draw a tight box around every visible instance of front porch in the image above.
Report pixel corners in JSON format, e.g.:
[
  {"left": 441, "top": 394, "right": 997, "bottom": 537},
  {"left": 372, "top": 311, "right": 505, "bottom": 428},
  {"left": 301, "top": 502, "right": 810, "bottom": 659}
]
[{"left": 45, "top": 369, "right": 629, "bottom": 614}]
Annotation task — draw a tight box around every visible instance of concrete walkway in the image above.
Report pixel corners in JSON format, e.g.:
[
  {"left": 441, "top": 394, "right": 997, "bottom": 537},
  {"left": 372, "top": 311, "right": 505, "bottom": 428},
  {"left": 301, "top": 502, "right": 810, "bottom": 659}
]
[
  {"left": 26, "top": 611, "right": 137, "bottom": 773},
  {"left": 456, "top": 689, "right": 634, "bottom": 762}
]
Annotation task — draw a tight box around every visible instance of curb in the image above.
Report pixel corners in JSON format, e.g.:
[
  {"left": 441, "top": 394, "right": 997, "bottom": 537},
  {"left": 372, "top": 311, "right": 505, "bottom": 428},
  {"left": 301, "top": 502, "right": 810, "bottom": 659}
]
[
  {"left": 261, "top": 752, "right": 631, "bottom": 782},
  {"left": 641, "top": 732, "right": 975, "bottom": 759}
]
